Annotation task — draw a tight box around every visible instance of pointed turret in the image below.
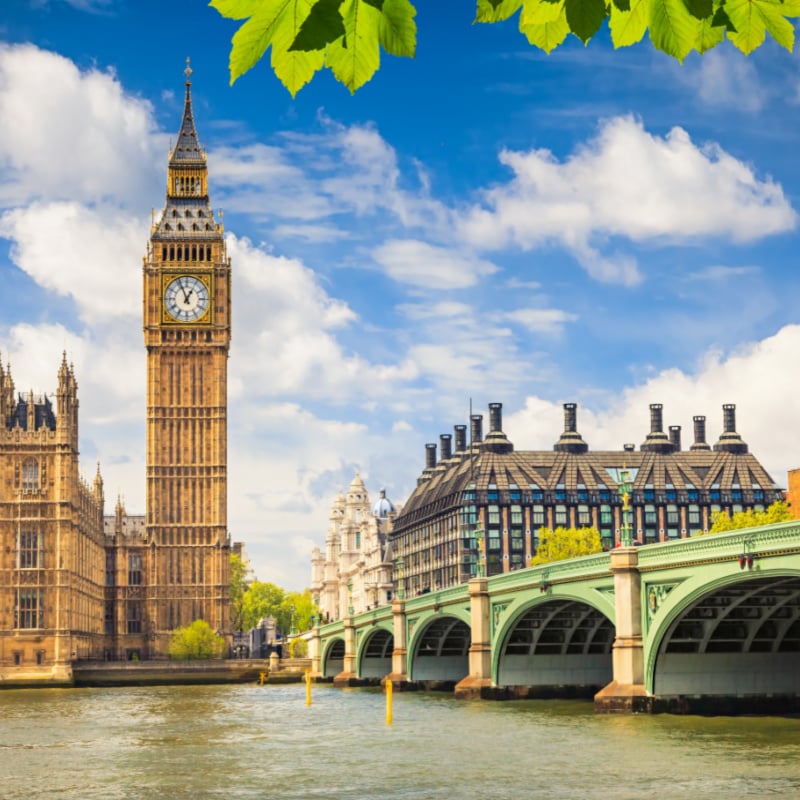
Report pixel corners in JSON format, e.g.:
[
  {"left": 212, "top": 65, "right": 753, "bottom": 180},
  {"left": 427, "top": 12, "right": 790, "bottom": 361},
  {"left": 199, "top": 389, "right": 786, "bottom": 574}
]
[
  {"left": 171, "top": 58, "right": 204, "bottom": 165},
  {"left": 0, "top": 357, "right": 13, "bottom": 426}
]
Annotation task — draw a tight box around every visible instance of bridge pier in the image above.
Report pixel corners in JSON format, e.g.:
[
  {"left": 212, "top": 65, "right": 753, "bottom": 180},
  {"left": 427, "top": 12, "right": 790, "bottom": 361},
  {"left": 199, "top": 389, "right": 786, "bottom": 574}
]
[
  {"left": 595, "top": 547, "right": 650, "bottom": 713},
  {"left": 332, "top": 616, "right": 358, "bottom": 687},
  {"left": 383, "top": 597, "right": 411, "bottom": 688},
  {"left": 455, "top": 577, "right": 492, "bottom": 699},
  {"left": 309, "top": 624, "right": 321, "bottom": 677}
]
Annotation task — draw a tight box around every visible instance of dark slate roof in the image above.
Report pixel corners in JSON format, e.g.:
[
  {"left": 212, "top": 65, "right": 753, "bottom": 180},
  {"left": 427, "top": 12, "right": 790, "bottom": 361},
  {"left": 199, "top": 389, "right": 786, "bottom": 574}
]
[
  {"left": 7, "top": 394, "right": 56, "bottom": 432},
  {"left": 171, "top": 71, "right": 203, "bottom": 165},
  {"left": 392, "top": 404, "right": 782, "bottom": 534}
]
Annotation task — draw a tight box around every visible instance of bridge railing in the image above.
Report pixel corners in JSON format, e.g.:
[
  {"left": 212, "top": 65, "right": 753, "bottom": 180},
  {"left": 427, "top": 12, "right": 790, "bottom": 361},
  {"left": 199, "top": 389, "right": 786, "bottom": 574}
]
[{"left": 636, "top": 519, "right": 800, "bottom": 568}]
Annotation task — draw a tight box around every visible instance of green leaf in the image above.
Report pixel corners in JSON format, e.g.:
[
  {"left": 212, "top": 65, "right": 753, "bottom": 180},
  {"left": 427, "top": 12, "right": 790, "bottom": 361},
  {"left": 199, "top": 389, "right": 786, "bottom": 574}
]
[
  {"left": 694, "top": 13, "right": 725, "bottom": 48},
  {"left": 683, "top": 0, "right": 713, "bottom": 18},
  {"left": 565, "top": 0, "right": 608, "bottom": 41},
  {"left": 520, "top": 1, "right": 571, "bottom": 51},
  {"left": 290, "top": 0, "right": 346, "bottom": 50},
  {"left": 711, "top": 6, "right": 737, "bottom": 29},
  {"left": 210, "top": 0, "right": 264, "bottom": 21},
  {"left": 364, "top": 0, "right": 386, "bottom": 8},
  {"left": 217, "top": 0, "right": 326, "bottom": 94},
  {"left": 379, "top": 0, "right": 417, "bottom": 57},
  {"left": 613, "top": 0, "right": 631, "bottom": 11},
  {"left": 647, "top": 0, "right": 699, "bottom": 60},
  {"left": 272, "top": 1, "right": 326, "bottom": 95},
  {"left": 325, "top": 0, "right": 383, "bottom": 93},
  {"left": 609, "top": 0, "right": 649, "bottom": 45},
  {"left": 726, "top": 0, "right": 795, "bottom": 53},
  {"left": 475, "top": 0, "right": 524, "bottom": 22}
]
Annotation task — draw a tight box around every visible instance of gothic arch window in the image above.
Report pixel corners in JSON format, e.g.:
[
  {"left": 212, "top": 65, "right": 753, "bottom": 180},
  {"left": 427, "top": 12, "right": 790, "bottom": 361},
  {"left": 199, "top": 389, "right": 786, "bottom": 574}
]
[
  {"left": 169, "top": 245, "right": 175, "bottom": 260},
  {"left": 164, "top": 224, "right": 172, "bottom": 231},
  {"left": 205, "top": 224, "right": 212, "bottom": 231},
  {"left": 191, "top": 245, "right": 197, "bottom": 259},
  {"left": 198, "top": 209, "right": 205, "bottom": 218},
  {"left": 206, "top": 246, "right": 212, "bottom": 260},
  {"left": 177, "top": 223, "right": 184, "bottom": 231},
  {"left": 172, "top": 209, "right": 179, "bottom": 218},
  {"left": 185, "top": 210, "right": 192, "bottom": 218},
  {"left": 22, "top": 458, "right": 39, "bottom": 491},
  {"left": 192, "top": 224, "right": 199, "bottom": 231}
]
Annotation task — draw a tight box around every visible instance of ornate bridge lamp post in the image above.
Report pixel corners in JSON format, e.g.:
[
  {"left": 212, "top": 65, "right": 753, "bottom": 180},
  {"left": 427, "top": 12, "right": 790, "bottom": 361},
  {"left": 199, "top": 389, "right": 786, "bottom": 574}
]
[
  {"left": 475, "top": 523, "right": 486, "bottom": 578},
  {"left": 618, "top": 468, "right": 634, "bottom": 548},
  {"left": 394, "top": 557, "right": 405, "bottom": 600},
  {"left": 346, "top": 581, "right": 354, "bottom": 617}
]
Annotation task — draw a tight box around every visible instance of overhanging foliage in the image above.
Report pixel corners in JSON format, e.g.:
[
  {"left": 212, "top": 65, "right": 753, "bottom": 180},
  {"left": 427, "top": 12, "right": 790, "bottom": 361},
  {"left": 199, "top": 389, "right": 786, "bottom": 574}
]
[{"left": 210, "top": 0, "right": 800, "bottom": 96}]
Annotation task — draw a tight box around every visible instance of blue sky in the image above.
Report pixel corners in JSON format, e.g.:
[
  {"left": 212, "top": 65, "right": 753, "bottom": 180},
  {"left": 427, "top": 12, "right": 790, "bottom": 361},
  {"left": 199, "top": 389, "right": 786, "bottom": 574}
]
[{"left": 2, "top": 1, "right": 800, "bottom": 589}]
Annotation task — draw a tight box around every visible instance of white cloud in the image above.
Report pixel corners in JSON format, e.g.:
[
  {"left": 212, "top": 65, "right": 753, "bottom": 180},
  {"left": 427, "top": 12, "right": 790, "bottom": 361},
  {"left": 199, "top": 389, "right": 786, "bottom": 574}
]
[
  {"left": 460, "top": 116, "right": 796, "bottom": 284},
  {"left": 687, "top": 265, "right": 760, "bottom": 282},
  {"left": 505, "top": 324, "right": 800, "bottom": 489},
  {"left": 0, "top": 202, "right": 146, "bottom": 322},
  {"left": 228, "top": 235, "right": 418, "bottom": 401},
  {"left": 372, "top": 239, "right": 499, "bottom": 289},
  {"left": 0, "top": 44, "right": 164, "bottom": 207},
  {"left": 497, "top": 307, "right": 578, "bottom": 335},
  {"left": 690, "top": 50, "right": 764, "bottom": 113}
]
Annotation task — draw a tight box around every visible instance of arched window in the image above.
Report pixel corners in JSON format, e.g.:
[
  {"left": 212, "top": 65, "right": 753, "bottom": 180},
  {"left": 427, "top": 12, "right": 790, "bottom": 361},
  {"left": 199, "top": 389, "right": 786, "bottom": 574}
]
[
  {"left": 172, "top": 209, "right": 179, "bottom": 218},
  {"left": 185, "top": 209, "right": 192, "bottom": 218},
  {"left": 22, "top": 458, "right": 39, "bottom": 491}
]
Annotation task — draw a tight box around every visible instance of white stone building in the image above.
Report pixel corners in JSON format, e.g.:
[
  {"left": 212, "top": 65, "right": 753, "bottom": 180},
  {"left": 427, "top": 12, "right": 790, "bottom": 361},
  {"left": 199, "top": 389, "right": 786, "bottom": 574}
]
[{"left": 311, "top": 474, "right": 398, "bottom": 622}]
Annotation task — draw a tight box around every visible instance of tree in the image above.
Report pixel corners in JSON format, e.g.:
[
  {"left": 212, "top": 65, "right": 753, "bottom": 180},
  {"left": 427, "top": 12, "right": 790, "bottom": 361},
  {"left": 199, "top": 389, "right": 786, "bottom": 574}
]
[
  {"left": 169, "top": 619, "right": 226, "bottom": 660},
  {"left": 530, "top": 525, "right": 603, "bottom": 566},
  {"left": 210, "top": 0, "right": 800, "bottom": 97},
  {"left": 704, "top": 500, "right": 792, "bottom": 535},
  {"left": 241, "top": 580, "right": 286, "bottom": 631},
  {"left": 230, "top": 552, "right": 250, "bottom": 632}
]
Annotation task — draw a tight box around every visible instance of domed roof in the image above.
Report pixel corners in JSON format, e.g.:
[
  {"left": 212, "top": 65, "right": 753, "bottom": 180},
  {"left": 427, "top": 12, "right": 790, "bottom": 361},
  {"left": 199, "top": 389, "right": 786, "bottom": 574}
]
[{"left": 372, "top": 488, "right": 395, "bottom": 519}]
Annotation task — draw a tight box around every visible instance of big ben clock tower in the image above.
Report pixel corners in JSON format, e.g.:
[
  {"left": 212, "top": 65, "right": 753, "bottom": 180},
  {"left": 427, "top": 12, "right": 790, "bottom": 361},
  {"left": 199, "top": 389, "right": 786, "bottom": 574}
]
[{"left": 143, "top": 61, "right": 231, "bottom": 655}]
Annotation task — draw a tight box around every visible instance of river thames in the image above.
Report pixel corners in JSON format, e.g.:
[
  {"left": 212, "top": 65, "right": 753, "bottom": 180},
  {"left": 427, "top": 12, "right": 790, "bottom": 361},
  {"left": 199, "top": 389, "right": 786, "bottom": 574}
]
[{"left": 1, "top": 683, "right": 799, "bottom": 799}]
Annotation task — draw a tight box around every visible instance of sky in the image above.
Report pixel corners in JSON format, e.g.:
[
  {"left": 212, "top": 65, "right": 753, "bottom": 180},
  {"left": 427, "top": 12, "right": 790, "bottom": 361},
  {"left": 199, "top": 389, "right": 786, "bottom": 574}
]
[{"left": 2, "top": 1, "right": 800, "bottom": 590}]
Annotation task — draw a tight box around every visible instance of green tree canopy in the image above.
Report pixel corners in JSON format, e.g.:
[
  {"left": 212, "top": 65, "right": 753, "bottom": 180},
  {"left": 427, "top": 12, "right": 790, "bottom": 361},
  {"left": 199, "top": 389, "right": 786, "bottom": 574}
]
[
  {"left": 705, "top": 500, "right": 792, "bottom": 534},
  {"left": 168, "top": 619, "right": 226, "bottom": 660},
  {"left": 530, "top": 525, "right": 603, "bottom": 566},
  {"left": 241, "top": 580, "right": 286, "bottom": 631},
  {"left": 210, "top": 0, "right": 800, "bottom": 96}
]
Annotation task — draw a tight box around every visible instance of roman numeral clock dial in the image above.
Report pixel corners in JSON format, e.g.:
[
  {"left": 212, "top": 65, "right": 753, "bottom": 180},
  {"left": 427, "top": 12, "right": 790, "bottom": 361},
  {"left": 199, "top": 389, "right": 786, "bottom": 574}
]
[{"left": 163, "top": 275, "right": 211, "bottom": 323}]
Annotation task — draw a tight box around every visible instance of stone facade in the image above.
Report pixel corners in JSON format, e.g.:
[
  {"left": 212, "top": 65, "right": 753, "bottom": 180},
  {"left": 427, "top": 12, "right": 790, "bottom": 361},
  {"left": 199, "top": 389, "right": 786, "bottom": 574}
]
[
  {"left": 0, "top": 356, "right": 106, "bottom": 681},
  {"left": 391, "top": 401, "right": 784, "bottom": 597},
  {"left": 142, "top": 66, "right": 232, "bottom": 656},
  {"left": 0, "top": 68, "right": 234, "bottom": 679},
  {"left": 311, "top": 474, "right": 397, "bottom": 622}
]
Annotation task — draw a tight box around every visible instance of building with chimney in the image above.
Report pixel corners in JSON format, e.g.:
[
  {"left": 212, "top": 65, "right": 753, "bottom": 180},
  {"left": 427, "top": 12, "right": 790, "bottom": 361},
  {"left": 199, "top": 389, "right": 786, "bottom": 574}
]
[
  {"left": 310, "top": 474, "right": 398, "bottom": 622},
  {"left": 390, "top": 402, "right": 784, "bottom": 597}
]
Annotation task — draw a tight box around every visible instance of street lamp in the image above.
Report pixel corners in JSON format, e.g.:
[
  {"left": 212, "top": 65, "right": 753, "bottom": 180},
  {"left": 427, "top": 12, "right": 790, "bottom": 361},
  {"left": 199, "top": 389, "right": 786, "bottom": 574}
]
[
  {"left": 395, "top": 558, "right": 405, "bottom": 600},
  {"left": 618, "top": 468, "right": 634, "bottom": 547},
  {"left": 346, "top": 581, "right": 354, "bottom": 616}
]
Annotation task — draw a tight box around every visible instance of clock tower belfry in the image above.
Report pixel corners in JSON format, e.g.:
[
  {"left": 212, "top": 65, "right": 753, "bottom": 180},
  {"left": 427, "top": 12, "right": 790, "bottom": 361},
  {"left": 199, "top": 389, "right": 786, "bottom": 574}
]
[{"left": 143, "top": 62, "right": 231, "bottom": 655}]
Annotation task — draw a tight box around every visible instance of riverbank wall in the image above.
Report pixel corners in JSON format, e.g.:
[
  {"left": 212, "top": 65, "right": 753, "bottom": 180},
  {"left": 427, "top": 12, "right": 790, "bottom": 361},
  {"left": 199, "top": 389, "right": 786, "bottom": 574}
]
[{"left": 0, "top": 658, "right": 311, "bottom": 689}]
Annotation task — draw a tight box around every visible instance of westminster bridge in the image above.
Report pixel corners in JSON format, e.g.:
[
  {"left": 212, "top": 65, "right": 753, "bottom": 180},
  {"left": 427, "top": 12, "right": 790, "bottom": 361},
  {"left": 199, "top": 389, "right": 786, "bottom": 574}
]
[{"left": 309, "top": 520, "right": 800, "bottom": 713}]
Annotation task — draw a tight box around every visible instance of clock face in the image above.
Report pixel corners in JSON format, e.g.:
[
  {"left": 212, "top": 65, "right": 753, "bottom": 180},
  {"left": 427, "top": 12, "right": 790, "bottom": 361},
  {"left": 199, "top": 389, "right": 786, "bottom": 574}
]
[{"left": 164, "top": 275, "right": 210, "bottom": 323}]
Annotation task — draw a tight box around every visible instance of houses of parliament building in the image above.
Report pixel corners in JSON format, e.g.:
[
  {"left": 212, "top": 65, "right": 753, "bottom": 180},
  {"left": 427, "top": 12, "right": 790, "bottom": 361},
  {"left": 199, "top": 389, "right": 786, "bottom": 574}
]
[{"left": 0, "top": 67, "right": 234, "bottom": 681}]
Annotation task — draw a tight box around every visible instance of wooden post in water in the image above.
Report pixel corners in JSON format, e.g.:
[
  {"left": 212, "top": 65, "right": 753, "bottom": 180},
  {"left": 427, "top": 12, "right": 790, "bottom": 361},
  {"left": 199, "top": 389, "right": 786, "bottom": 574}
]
[{"left": 386, "top": 678, "right": 393, "bottom": 725}]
